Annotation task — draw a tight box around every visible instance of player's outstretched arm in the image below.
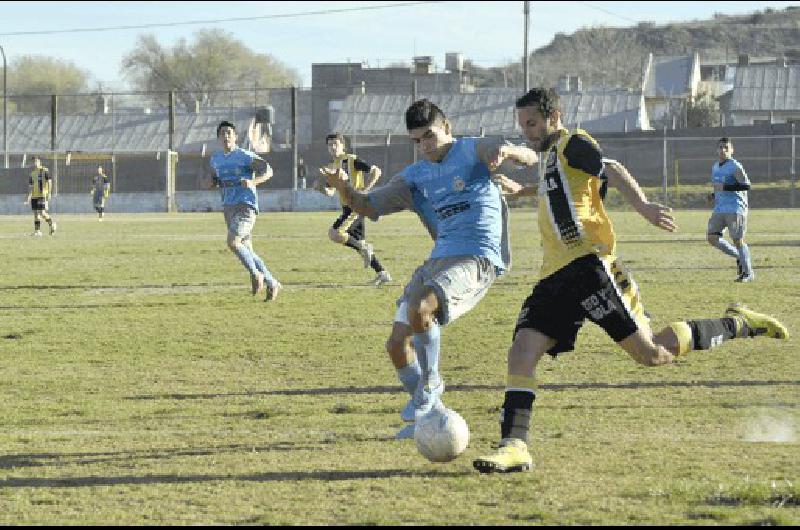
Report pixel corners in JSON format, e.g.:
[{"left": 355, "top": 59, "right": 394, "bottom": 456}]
[
  {"left": 247, "top": 159, "right": 272, "bottom": 187},
  {"left": 478, "top": 139, "right": 539, "bottom": 171},
  {"left": 491, "top": 174, "right": 536, "bottom": 199},
  {"left": 604, "top": 160, "right": 677, "bottom": 232},
  {"left": 320, "top": 167, "right": 378, "bottom": 218},
  {"left": 363, "top": 165, "right": 382, "bottom": 191}
]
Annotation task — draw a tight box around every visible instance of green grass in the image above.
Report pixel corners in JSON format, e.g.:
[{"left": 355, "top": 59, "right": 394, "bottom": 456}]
[{"left": 0, "top": 209, "right": 798, "bottom": 525}]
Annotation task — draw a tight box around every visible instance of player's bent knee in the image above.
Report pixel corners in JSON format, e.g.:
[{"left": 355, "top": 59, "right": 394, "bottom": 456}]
[{"left": 328, "top": 228, "right": 346, "bottom": 244}]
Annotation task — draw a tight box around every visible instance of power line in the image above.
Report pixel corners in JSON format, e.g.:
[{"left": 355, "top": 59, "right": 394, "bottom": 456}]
[
  {"left": 572, "top": 1, "right": 640, "bottom": 24},
  {"left": 0, "top": 1, "right": 446, "bottom": 37}
]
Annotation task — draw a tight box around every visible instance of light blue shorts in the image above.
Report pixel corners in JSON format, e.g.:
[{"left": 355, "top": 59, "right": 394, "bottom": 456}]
[
  {"left": 398, "top": 256, "right": 496, "bottom": 326},
  {"left": 224, "top": 203, "right": 257, "bottom": 240},
  {"left": 708, "top": 212, "right": 747, "bottom": 240}
]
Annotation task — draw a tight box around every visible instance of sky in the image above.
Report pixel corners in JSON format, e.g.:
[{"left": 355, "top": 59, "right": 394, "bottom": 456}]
[{"left": 0, "top": 0, "right": 798, "bottom": 91}]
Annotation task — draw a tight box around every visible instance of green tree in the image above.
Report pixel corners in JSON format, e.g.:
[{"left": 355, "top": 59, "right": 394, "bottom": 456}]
[
  {"left": 687, "top": 90, "right": 721, "bottom": 128},
  {"left": 121, "top": 29, "right": 301, "bottom": 111},
  {"left": 8, "top": 55, "right": 92, "bottom": 113}
]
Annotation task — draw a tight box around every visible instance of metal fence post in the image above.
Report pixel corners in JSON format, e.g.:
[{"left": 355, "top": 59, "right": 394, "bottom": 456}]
[
  {"left": 792, "top": 123, "right": 797, "bottom": 208},
  {"left": 51, "top": 94, "right": 58, "bottom": 196},
  {"left": 662, "top": 126, "right": 668, "bottom": 205}
]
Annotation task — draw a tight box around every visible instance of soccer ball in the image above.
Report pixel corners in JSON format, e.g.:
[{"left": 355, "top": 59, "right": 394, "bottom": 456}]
[{"left": 414, "top": 407, "right": 470, "bottom": 462}]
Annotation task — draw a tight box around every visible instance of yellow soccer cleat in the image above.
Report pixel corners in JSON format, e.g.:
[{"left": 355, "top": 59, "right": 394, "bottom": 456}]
[
  {"left": 725, "top": 303, "right": 789, "bottom": 340},
  {"left": 473, "top": 438, "right": 533, "bottom": 474}
]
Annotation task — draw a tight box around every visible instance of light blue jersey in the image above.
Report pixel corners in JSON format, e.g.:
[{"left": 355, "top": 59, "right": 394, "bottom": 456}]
[
  {"left": 712, "top": 158, "right": 749, "bottom": 214},
  {"left": 210, "top": 147, "right": 263, "bottom": 212},
  {"left": 369, "top": 137, "right": 507, "bottom": 272}
]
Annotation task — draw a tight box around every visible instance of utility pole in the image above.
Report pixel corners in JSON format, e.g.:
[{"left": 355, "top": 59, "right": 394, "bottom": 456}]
[
  {"left": 523, "top": 1, "right": 530, "bottom": 92},
  {"left": 1, "top": 44, "right": 7, "bottom": 168}
]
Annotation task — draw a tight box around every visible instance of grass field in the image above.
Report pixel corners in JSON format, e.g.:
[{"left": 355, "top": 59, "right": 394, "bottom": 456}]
[{"left": 0, "top": 208, "right": 798, "bottom": 525}]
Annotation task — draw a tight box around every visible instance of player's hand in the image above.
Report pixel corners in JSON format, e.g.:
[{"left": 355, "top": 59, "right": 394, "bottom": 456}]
[
  {"left": 487, "top": 146, "right": 510, "bottom": 171},
  {"left": 638, "top": 202, "right": 677, "bottom": 232},
  {"left": 706, "top": 192, "right": 715, "bottom": 204},
  {"left": 319, "top": 167, "right": 349, "bottom": 189},
  {"left": 311, "top": 177, "right": 335, "bottom": 196},
  {"left": 240, "top": 178, "right": 256, "bottom": 190},
  {"left": 491, "top": 174, "right": 524, "bottom": 197}
]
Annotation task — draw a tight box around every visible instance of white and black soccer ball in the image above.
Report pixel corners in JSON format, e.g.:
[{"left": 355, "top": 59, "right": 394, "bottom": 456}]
[{"left": 414, "top": 407, "right": 470, "bottom": 463}]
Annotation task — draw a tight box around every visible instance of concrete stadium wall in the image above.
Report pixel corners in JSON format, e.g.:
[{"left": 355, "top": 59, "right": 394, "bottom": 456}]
[{"left": 0, "top": 190, "right": 341, "bottom": 215}]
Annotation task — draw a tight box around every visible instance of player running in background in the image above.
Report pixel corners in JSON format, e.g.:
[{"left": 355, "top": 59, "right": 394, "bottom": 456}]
[
  {"left": 707, "top": 137, "right": 754, "bottom": 282},
  {"left": 314, "top": 133, "right": 391, "bottom": 286},
  {"left": 200, "top": 120, "right": 281, "bottom": 301},
  {"left": 90, "top": 165, "right": 111, "bottom": 221},
  {"left": 322, "top": 99, "right": 536, "bottom": 436},
  {"left": 472, "top": 88, "right": 789, "bottom": 474},
  {"left": 25, "top": 155, "right": 57, "bottom": 236}
]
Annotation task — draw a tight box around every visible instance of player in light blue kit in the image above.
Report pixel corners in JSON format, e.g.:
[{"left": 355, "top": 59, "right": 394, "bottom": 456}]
[
  {"left": 201, "top": 120, "right": 282, "bottom": 300},
  {"left": 323, "top": 99, "right": 537, "bottom": 438},
  {"left": 707, "top": 137, "right": 753, "bottom": 282}
]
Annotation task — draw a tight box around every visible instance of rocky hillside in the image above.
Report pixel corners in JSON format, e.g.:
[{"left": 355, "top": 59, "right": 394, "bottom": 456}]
[{"left": 468, "top": 5, "right": 800, "bottom": 90}]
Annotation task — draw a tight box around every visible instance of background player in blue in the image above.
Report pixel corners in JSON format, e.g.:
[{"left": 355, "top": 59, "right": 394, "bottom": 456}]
[
  {"left": 201, "top": 120, "right": 281, "bottom": 301},
  {"left": 707, "top": 137, "right": 753, "bottom": 282},
  {"left": 322, "top": 99, "right": 537, "bottom": 435}
]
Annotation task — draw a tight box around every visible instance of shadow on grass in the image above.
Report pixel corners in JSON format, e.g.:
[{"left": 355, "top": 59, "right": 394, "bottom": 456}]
[
  {"left": 0, "top": 442, "right": 313, "bottom": 470},
  {"left": 0, "top": 468, "right": 470, "bottom": 488},
  {"left": 126, "top": 380, "right": 800, "bottom": 401}
]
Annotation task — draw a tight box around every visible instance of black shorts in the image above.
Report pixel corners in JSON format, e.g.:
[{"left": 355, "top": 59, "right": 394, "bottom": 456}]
[
  {"left": 332, "top": 206, "right": 365, "bottom": 241},
  {"left": 514, "top": 254, "right": 646, "bottom": 355},
  {"left": 31, "top": 198, "right": 47, "bottom": 211}
]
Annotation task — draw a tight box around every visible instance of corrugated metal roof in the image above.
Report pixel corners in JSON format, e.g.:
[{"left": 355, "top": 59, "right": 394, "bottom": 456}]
[
  {"left": 334, "top": 89, "right": 648, "bottom": 136},
  {"left": 0, "top": 95, "right": 314, "bottom": 153},
  {"left": 729, "top": 65, "right": 800, "bottom": 111},
  {"left": 643, "top": 55, "right": 696, "bottom": 98}
]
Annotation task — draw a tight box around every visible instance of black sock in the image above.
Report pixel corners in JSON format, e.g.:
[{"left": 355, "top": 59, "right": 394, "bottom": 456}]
[
  {"left": 501, "top": 391, "right": 535, "bottom": 443},
  {"left": 34, "top": 220, "right": 41, "bottom": 230},
  {"left": 370, "top": 256, "right": 384, "bottom": 273},
  {"left": 686, "top": 317, "right": 743, "bottom": 349}
]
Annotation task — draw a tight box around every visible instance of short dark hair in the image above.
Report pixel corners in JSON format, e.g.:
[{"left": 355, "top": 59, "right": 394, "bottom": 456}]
[
  {"left": 515, "top": 88, "right": 560, "bottom": 117},
  {"left": 326, "top": 133, "right": 346, "bottom": 145},
  {"left": 405, "top": 99, "right": 447, "bottom": 130},
  {"left": 216, "top": 120, "right": 236, "bottom": 137},
  {"left": 718, "top": 137, "right": 733, "bottom": 146}
]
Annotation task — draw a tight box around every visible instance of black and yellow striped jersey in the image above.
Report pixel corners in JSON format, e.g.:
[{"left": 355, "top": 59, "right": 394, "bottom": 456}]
[
  {"left": 29, "top": 167, "right": 52, "bottom": 199},
  {"left": 537, "top": 128, "right": 616, "bottom": 279},
  {"left": 325, "top": 154, "right": 372, "bottom": 191}
]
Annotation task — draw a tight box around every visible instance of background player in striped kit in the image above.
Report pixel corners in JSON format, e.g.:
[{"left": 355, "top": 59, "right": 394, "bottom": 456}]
[{"left": 25, "top": 155, "right": 57, "bottom": 236}]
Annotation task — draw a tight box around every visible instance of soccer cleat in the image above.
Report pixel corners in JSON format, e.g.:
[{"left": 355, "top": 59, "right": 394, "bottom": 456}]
[
  {"left": 359, "top": 241, "right": 374, "bottom": 269},
  {"left": 735, "top": 274, "right": 755, "bottom": 283},
  {"left": 265, "top": 280, "right": 282, "bottom": 302},
  {"left": 373, "top": 270, "right": 392, "bottom": 286},
  {"left": 725, "top": 303, "right": 789, "bottom": 340},
  {"left": 473, "top": 438, "right": 533, "bottom": 474},
  {"left": 401, "top": 398, "right": 416, "bottom": 423},
  {"left": 250, "top": 271, "right": 265, "bottom": 296},
  {"left": 395, "top": 424, "right": 415, "bottom": 440},
  {"left": 413, "top": 377, "right": 445, "bottom": 419},
  {"left": 32, "top": 230, "right": 43, "bottom": 237},
  {"left": 49, "top": 221, "right": 57, "bottom": 235}
]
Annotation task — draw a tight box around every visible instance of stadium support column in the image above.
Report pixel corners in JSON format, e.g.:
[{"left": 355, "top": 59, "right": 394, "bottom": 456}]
[
  {"left": 291, "top": 86, "right": 298, "bottom": 196},
  {"left": 51, "top": 95, "right": 58, "bottom": 196}
]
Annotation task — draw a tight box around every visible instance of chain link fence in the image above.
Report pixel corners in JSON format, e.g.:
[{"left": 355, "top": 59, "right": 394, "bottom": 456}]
[{"left": 1, "top": 89, "right": 797, "bottom": 210}]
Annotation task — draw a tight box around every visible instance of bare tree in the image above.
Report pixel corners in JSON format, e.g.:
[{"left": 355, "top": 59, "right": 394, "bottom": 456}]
[{"left": 121, "top": 29, "right": 301, "bottom": 111}]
